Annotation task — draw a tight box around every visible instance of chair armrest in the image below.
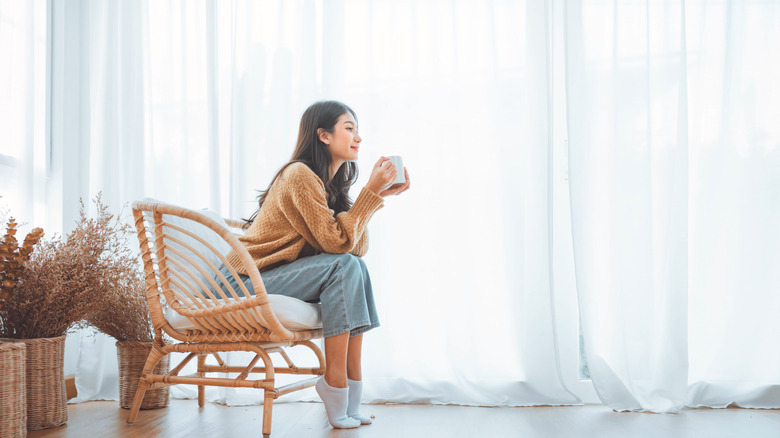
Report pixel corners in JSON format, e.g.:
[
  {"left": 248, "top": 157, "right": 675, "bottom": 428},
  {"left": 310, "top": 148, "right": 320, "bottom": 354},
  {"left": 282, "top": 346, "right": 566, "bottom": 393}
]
[
  {"left": 170, "top": 294, "right": 271, "bottom": 318},
  {"left": 223, "top": 218, "right": 246, "bottom": 230}
]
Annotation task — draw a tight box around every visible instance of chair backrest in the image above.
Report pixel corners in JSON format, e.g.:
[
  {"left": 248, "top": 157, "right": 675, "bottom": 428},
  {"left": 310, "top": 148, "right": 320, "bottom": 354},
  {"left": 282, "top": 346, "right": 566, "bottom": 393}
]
[{"left": 131, "top": 200, "right": 294, "bottom": 342}]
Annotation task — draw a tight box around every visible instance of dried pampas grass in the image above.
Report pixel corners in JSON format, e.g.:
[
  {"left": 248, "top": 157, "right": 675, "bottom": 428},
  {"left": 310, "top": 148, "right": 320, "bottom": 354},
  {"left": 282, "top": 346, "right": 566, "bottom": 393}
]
[
  {"left": 1, "top": 216, "right": 45, "bottom": 309},
  {"left": 86, "top": 259, "right": 154, "bottom": 342},
  {"left": 0, "top": 194, "right": 151, "bottom": 340}
]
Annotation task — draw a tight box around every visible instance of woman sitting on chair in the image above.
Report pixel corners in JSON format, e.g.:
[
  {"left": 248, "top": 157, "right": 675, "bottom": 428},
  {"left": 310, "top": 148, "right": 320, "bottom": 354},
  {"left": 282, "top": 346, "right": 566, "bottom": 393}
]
[{"left": 220, "top": 100, "right": 411, "bottom": 429}]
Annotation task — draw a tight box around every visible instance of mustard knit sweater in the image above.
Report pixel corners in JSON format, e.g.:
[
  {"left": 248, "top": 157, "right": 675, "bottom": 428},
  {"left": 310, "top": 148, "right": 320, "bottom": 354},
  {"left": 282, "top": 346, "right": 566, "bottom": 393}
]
[{"left": 226, "top": 162, "right": 385, "bottom": 274}]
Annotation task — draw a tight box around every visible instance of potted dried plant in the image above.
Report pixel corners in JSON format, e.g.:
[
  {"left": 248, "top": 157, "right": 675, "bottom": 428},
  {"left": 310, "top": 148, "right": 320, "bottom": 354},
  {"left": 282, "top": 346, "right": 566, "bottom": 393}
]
[
  {"left": 86, "top": 258, "right": 171, "bottom": 410},
  {"left": 0, "top": 340, "right": 26, "bottom": 438},
  {"left": 0, "top": 211, "right": 43, "bottom": 437},
  {"left": 0, "top": 195, "right": 127, "bottom": 430}
]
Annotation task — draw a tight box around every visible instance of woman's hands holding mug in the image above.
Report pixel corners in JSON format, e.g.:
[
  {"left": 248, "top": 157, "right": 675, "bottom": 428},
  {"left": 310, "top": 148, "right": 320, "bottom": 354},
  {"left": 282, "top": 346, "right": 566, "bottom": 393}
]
[{"left": 366, "top": 156, "right": 411, "bottom": 198}]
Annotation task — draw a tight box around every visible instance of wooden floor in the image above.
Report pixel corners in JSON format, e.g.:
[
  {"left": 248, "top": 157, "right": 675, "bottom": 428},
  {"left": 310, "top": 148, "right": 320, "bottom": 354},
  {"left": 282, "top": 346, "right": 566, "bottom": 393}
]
[{"left": 27, "top": 399, "right": 780, "bottom": 438}]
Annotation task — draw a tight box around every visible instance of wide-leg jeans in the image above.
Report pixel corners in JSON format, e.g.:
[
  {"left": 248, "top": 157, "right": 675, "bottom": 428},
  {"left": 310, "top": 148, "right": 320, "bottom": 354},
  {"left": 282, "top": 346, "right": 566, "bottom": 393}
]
[{"left": 217, "top": 253, "right": 380, "bottom": 338}]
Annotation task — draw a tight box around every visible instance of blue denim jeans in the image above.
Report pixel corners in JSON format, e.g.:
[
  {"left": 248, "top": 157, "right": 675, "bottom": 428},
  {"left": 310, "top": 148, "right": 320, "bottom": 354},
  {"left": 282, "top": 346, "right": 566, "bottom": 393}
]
[{"left": 216, "top": 253, "right": 380, "bottom": 338}]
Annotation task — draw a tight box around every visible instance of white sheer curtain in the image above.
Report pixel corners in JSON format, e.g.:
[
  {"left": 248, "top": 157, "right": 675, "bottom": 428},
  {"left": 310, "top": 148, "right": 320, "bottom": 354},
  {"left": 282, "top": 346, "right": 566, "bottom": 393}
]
[
  {"left": 169, "top": 0, "right": 581, "bottom": 406},
  {"left": 47, "top": 0, "right": 580, "bottom": 406},
  {"left": 57, "top": 0, "right": 229, "bottom": 402},
  {"left": 565, "top": 0, "right": 780, "bottom": 413},
  {"left": 685, "top": 0, "right": 780, "bottom": 409},
  {"left": 0, "top": 0, "right": 47, "bottom": 228},
  {"left": 565, "top": 0, "right": 690, "bottom": 413},
  {"left": 36, "top": 0, "right": 230, "bottom": 402},
  {"left": 6, "top": 0, "right": 778, "bottom": 411},
  {"left": 313, "top": 0, "right": 579, "bottom": 406}
]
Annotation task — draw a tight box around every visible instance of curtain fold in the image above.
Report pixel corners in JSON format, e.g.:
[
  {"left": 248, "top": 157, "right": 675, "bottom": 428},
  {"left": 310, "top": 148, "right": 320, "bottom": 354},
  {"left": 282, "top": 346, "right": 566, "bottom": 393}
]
[
  {"left": 312, "top": 0, "right": 579, "bottom": 406},
  {"left": 685, "top": 0, "right": 780, "bottom": 409},
  {"left": 70, "top": 0, "right": 147, "bottom": 401},
  {"left": 566, "top": 0, "right": 780, "bottom": 412},
  {"left": 0, "top": 0, "right": 48, "bottom": 227},
  {"left": 565, "top": 0, "right": 690, "bottom": 413}
]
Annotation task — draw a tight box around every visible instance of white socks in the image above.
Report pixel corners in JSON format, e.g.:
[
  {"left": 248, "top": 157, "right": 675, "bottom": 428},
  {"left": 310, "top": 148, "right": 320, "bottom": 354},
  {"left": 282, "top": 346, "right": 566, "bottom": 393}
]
[
  {"left": 315, "top": 377, "right": 360, "bottom": 429},
  {"left": 347, "top": 379, "right": 373, "bottom": 425}
]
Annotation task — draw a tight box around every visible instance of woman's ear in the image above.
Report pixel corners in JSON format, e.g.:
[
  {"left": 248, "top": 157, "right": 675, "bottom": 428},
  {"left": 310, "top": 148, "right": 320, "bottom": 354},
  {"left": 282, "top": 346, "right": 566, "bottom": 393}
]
[{"left": 317, "top": 128, "right": 330, "bottom": 145}]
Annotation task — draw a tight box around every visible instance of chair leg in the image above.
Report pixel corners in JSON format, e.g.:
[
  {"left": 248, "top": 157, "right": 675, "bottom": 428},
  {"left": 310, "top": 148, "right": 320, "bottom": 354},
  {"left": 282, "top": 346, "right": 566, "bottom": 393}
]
[
  {"left": 127, "top": 346, "right": 165, "bottom": 424},
  {"left": 197, "top": 354, "right": 206, "bottom": 407},
  {"left": 262, "top": 390, "right": 275, "bottom": 437},
  {"left": 126, "top": 380, "right": 149, "bottom": 425}
]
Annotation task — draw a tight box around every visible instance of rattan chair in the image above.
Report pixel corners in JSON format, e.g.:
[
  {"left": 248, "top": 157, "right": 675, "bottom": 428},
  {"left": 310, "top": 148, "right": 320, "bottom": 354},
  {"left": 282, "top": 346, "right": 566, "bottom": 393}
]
[{"left": 127, "top": 200, "right": 325, "bottom": 437}]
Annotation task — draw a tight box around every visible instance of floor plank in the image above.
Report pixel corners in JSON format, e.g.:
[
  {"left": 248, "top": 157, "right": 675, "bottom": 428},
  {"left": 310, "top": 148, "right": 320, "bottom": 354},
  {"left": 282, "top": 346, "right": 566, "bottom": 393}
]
[{"left": 26, "top": 399, "right": 780, "bottom": 438}]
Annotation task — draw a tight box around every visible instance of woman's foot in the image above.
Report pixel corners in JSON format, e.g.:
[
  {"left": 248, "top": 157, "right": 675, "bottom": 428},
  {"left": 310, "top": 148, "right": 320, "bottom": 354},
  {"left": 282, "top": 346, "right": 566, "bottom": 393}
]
[
  {"left": 347, "top": 379, "right": 373, "bottom": 425},
  {"left": 315, "top": 377, "right": 361, "bottom": 429}
]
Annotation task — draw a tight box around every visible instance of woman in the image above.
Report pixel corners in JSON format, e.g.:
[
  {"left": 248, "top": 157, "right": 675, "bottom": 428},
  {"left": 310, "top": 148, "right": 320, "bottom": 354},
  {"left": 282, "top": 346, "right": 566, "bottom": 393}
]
[{"left": 221, "top": 100, "right": 410, "bottom": 429}]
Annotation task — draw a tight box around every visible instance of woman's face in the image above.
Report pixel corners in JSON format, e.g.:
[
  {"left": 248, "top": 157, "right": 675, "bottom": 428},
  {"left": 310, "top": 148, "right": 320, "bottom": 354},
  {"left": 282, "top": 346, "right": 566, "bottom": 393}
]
[{"left": 321, "top": 112, "right": 361, "bottom": 166}]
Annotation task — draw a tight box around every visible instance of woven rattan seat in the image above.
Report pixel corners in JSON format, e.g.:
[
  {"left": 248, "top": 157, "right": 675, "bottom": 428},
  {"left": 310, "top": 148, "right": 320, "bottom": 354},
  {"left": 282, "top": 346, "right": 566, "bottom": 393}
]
[{"left": 126, "top": 200, "right": 325, "bottom": 437}]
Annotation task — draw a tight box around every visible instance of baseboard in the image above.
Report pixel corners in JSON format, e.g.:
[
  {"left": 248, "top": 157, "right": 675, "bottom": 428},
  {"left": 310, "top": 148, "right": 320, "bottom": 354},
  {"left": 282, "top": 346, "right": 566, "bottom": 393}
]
[{"left": 65, "top": 374, "right": 77, "bottom": 400}]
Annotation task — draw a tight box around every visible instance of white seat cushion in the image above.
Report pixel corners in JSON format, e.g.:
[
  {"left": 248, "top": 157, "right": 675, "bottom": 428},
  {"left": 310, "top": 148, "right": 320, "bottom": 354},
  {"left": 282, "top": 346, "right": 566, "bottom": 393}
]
[{"left": 166, "top": 294, "right": 322, "bottom": 332}]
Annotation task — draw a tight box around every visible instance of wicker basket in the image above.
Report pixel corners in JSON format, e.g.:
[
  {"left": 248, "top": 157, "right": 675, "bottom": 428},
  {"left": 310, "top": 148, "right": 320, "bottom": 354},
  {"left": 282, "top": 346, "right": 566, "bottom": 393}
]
[
  {"left": 0, "top": 336, "right": 68, "bottom": 430},
  {"left": 0, "top": 342, "right": 27, "bottom": 438},
  {"left": 116, "top": 341, "right": 170, "bottom": 410}
]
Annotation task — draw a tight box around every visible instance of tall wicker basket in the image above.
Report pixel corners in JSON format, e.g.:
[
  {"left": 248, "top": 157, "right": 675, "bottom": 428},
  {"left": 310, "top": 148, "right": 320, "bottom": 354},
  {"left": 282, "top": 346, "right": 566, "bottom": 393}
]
[
  {"left": 0, "top": 342, "right": 27, "bottom": 438},
  {"left": 116, "top": 341, "right": 170, "bottom": 410},
  {"left": 0, "top": 336, "right": 69, "bottom": 430}
]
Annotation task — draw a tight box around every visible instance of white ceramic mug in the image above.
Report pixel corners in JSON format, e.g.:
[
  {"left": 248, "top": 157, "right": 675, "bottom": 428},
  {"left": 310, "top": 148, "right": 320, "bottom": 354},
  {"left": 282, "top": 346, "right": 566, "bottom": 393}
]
[{"left": 386, "top": 155, "right": 405, "bottom": 184}]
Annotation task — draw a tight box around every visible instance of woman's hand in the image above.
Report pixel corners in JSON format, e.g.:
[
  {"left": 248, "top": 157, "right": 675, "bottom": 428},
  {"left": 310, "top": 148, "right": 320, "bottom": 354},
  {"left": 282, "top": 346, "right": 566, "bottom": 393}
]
[
  {"left": 378, "top": 167, "right": 410, "bottom": 197},
  {"left": 366, "top": 157, "right": 411, "bottom": 198},
  {"left": 366, "top": 157, "right": 398, "bottom": 195}
]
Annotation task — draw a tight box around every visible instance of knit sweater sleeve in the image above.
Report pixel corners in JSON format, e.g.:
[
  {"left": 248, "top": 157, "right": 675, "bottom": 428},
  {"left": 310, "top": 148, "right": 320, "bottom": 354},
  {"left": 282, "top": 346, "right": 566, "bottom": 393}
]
[
  {"left": 350, "top": 229, "right": 369, "bottom": 257},
  {"left": 278, "top": 163, "right": 384, "bottom": 254}
]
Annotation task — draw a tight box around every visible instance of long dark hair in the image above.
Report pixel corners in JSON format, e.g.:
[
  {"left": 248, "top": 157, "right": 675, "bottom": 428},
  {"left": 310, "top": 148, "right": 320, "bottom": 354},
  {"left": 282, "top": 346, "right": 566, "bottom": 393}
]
[{"left": 244, "top": 100, "right": 359, "bottom": 228}]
